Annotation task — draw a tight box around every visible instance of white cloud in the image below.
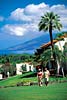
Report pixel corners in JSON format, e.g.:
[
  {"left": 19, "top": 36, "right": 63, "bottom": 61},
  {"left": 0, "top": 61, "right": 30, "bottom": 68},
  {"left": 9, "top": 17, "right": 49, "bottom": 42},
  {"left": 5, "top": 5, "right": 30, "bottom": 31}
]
[
  {"left": 51, "top": 4, "right": 65, "bottom": 11},
  {"left": 2, "top": 24, "right": 27, "bottom": 36},
  {"left": 9, "top": 3, "right": 49, "bottom": 22},
  {"left": 2, "top": 23, "right": 38, "bottom": 36},
  {"left": 24, "top": 3, "right": 49, "bottom": 15},
  {"left": 0, "top": 16, "right": 4, "bottom": 21},
  {"left": 10, "top": 8, "right": 32, "bottom": 22},
  {"left": 2, "top": 3, "right": 67, "bottom": 37},
  {"left": 50, "top": 5, "right": 67, "bottom": 31},
  {"left": 60, "top": 17, "right": 67, "bottom": 25},
  {"left": 50, "top": 4, "right": 67, "bottom": 16}
]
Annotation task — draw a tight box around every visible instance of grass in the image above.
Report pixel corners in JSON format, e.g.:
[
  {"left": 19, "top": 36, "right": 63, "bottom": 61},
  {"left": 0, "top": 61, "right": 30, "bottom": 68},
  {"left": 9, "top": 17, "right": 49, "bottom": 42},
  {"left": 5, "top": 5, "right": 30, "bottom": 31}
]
[
  {"left": 0, "top": 72, "right": 37, "bottom": 86},
  {"left": 0, "top": 72, "right": 67, "bottom": 87},
  {"left": 0, "top": 76, "right": 37, "bottom": 87},
  {"left": 0, "top": 82, "right": 67, "bottom": 100}
]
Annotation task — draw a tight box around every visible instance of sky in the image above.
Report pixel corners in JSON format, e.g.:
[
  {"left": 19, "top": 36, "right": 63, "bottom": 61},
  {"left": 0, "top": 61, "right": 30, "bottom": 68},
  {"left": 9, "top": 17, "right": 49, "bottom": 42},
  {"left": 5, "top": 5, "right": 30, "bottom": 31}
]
[{"left": 0, "top": 0, "right": 67, "bottom": 49}]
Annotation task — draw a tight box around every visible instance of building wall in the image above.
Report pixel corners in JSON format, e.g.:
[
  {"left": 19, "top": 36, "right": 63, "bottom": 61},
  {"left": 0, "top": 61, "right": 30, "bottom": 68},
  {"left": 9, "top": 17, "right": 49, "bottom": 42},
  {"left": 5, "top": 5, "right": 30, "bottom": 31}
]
[
  {"left": 55, "top": 37, "right": 67, "bottom": 74},
  {"left": 55, "top": 37, "right": 67, "bottom": 51},
  {"left": 16, "top": 63, "right": 34, "bottom": 75},
  {"left": 0, "top": 74, "right": 3, "bottom": 80},
  {"left": 16, "top": 63, "right": 22, "bottom": 75}
]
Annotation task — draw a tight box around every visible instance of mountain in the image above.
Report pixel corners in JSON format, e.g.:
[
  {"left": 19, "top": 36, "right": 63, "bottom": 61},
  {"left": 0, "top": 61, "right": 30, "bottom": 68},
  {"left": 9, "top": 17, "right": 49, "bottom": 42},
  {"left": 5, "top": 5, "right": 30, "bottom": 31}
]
[
  {"left": 7, "top": 34, "right": 50, "bottom": 52},
  {"left": 8, "top": 34, "right": 50, "bottom": 50},
  {"left": 0, "top": 34, "right": 52, "bottom": 55}
]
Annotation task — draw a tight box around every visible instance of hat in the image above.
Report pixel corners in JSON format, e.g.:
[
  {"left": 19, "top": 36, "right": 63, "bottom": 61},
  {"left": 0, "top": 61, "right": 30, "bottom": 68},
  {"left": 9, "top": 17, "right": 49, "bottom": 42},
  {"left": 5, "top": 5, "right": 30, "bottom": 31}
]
[{"left": 38, "top": 69, "right": 41, "bottom": 71}]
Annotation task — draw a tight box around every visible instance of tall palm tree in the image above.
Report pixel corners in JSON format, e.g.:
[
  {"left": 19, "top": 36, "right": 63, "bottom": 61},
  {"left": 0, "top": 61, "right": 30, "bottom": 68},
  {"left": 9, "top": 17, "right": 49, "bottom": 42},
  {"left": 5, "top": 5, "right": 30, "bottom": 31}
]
[{"left": 38, "top": 12, "right": 62, "bottom": 54}]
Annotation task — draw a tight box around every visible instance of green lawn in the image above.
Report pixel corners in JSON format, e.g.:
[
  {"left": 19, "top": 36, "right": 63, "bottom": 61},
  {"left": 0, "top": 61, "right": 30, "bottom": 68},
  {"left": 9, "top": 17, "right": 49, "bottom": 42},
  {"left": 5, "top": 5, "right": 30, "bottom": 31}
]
[
  {"left": 0, "top": 72, "right": 67, "bottom": 87},
  {"left": 0, "top": 82, "right": 67, "bottom": 100},
  {"left": 0, "top": 72, "right": 37, "bottom": 87}
]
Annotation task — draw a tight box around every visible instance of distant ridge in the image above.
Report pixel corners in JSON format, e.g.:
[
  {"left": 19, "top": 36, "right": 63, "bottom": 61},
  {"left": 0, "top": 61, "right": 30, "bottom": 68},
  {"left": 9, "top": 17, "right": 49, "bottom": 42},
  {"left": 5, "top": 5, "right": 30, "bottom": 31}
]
[
  {"left": 7, "top": 34, "right": 50, "bottom": 51},
  {"left": 0, "top": 33, "right": 56, "bottom": 55}
]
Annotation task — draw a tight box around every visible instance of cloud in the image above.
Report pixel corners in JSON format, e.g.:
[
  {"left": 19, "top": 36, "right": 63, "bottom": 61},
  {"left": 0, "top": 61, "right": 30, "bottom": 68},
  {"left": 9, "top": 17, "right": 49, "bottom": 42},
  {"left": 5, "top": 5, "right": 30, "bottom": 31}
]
[
  {"left": 50, "top": 4, "right": 67, "bottom": 31},
  {"left": 10, "top": 8, "right": 32, "bottom": 22},
  {"left": 9, "top": 3, "right": 50, "bottom": 22},
  {"left": 2, "top": 23, "right": 38, "bottom": 36},
  {"left": 24, "top": 3, "right": 49, "bottom": 15},
  {"left": 0, "top": 16, "right": 4, "bottom": 21},
  {"left": 2, "top": 3, "right": 67, "bottom": 37},
  {"left": 51, "top": 4, "right": 65, "bottom": 11},
  {"left": 2, "top": 24, "right": 27, "bottom": 36},
  {"left": 50, "top": 4, "right": 67, "bottom": 17}
]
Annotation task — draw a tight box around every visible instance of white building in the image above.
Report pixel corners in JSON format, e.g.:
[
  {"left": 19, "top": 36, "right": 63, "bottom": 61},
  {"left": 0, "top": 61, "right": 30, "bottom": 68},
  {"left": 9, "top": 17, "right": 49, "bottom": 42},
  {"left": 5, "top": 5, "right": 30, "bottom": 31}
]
[
  {"left": 0, "top": 74, "right": 3, "bottom": 80},
  {"left": 40, "top": 33, "right": 67, "bottom": 74},
  {"left": 55, "top": 37, "right": 67, "bottom": 51},
  {"left": 55, "top": 36, "right": 67, "bottom": 74},
  {"left": 16, "top": 62, "right": 34, "bottom": 75},
  {"left": 0, "top": 64, "right": 3, "bottom": 80}
]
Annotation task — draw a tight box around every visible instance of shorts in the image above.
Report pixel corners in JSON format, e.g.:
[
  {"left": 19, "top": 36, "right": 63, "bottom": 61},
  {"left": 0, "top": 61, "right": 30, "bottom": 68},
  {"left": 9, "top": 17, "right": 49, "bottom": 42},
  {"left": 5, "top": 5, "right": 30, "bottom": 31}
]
[{"left": 45, "top": 78, "right": 49, "bottom": 82}]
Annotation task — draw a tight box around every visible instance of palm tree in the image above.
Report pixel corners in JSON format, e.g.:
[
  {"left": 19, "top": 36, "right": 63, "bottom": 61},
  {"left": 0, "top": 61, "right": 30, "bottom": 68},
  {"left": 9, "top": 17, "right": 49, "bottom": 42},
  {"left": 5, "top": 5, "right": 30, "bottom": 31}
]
[{"left": 38, "top": 12, "right": 62, "bottom": 57}]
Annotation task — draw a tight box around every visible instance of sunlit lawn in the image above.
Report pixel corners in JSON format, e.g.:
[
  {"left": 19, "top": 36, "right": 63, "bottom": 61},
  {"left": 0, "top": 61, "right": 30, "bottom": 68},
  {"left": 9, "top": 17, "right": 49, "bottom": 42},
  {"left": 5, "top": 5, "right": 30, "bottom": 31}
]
[
  {"left": 0, "top": 82, "right": 67, "bottom": 100},
  {"left": 0, "top": 73, "right": 67, "bottom": 87}
]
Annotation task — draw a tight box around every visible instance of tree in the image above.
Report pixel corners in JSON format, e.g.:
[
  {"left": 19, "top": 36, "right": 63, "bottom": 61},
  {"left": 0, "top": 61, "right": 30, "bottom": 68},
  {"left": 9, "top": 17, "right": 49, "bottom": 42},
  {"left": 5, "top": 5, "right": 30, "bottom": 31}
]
[
  {"left": 38, "top": 12, "right": 62, "bottom": 69},
  {"left": 38, "top": 12, "right": 62, "bottom": 58},
  {"left": 40, "top": 49, "right": 51, "bottom": 66}
]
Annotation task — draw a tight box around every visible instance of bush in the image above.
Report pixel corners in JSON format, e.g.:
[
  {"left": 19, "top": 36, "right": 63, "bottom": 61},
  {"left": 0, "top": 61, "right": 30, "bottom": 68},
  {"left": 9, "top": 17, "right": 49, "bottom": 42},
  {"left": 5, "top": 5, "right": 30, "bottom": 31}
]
[{"left": 17, "top": 82, "right": 23, "bottom": 86}]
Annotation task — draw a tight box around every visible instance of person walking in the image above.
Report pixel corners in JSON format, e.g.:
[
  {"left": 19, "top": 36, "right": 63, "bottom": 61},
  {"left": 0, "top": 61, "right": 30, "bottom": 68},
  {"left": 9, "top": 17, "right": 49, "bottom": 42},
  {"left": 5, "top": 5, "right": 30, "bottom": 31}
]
[
  {"left": 44, "top": 67, "right": 50, "bottom": 86},
  {"left": 37, "top": 69, "right": 43, "bottom": 86}
]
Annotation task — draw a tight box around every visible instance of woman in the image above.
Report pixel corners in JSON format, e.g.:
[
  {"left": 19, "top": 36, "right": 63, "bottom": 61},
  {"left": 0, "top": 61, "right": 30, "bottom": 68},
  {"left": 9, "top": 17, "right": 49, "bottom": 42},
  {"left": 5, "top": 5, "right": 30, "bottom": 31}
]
[{"left": 37, "top": 69, "right": 43, "bottom": 86}]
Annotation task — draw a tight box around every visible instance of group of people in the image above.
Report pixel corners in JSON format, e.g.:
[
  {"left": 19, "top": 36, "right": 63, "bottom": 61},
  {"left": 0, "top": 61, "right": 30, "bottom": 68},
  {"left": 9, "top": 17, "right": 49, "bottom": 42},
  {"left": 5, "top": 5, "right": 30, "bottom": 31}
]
[{"left": 37, "top": 67, "right": 50, "bottom": 86}]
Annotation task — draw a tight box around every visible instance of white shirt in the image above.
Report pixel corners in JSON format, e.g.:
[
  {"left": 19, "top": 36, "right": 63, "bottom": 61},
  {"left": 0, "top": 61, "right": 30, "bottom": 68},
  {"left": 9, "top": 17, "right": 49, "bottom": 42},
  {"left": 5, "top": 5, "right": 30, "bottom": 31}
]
[{"left": 44, "top": 70, "right": 50, "bottom": 81}]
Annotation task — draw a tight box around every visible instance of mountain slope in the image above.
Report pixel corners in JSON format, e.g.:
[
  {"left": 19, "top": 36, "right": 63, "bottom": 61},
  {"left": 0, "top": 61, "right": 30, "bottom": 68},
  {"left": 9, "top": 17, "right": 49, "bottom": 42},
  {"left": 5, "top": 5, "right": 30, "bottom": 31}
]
[
  {"left": 0, "top": 34, "right": 52, "bottom": 54},
  {"left": 7, "top": 34, "right": 50, "bottom": 51}
]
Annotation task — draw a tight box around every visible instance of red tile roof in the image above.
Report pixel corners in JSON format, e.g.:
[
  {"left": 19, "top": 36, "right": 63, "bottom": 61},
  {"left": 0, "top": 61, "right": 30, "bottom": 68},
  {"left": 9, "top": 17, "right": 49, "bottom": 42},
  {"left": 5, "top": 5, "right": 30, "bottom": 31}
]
[{"left": 40, "top": 33, "right": 67, "bottom": 49}]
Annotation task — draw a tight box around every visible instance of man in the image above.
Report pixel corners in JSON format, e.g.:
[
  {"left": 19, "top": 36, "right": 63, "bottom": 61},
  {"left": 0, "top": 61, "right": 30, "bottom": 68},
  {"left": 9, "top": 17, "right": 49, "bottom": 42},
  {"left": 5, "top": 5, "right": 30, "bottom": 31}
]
[{"left": 44, "top": 67, "right": 50, "bottom": 86}]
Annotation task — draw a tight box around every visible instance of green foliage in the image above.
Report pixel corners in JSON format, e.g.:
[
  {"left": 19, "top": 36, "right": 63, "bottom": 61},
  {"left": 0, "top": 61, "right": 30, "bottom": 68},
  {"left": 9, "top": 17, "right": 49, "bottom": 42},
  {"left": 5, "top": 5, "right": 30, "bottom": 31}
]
[
  {"left": 55, "top": 32, "right": 64, "bottom": 39},
  {"left": 0, "top": 67, "right": 4, "bottom": 74},
  {"left": 38, "top": 12, "right": 62, "bottom": 32},
  {"left": 38, "top": 12, "right": 62, "bottom": 70},
  {"left": 0, "top": 53, "right": 34, "bottom": 65},
  {"left": 40, "top": 49, "right": 51, "bottom": 66},
  {"left": 54, "top": 45, "right": 62, "bottom": 60},
  {"left": 0, "top": 63, "right": 16, "bottom": 77}
]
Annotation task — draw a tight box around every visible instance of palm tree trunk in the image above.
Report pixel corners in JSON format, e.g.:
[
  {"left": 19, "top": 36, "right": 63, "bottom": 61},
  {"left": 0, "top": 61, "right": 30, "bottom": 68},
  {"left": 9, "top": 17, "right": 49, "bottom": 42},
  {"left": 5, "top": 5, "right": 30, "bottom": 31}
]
[
  {"left": 49, "top": 22, "right": 56, "bottom": 60},
  {"left": 49, "top": 22, "right": 57, "bottom": 70},
  {"left": 59, "top": 41, "right": 63, "bottom": 51},
  {"left": 57, "top": 59, "right": 60, "bottom": 75},
  {"left": 49, "top": 23, "right": 54, "bottom": 51},
  {"left": 62, "top": 67, "right": 64, "bottom": 77}
]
